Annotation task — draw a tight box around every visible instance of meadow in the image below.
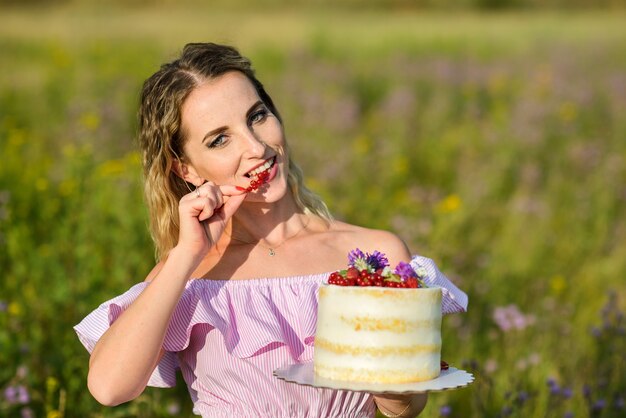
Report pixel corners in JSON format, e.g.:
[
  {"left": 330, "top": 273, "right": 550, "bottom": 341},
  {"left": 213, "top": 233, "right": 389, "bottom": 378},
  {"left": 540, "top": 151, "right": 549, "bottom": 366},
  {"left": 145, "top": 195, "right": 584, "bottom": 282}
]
[{"left": 0, "top": 4, "right": 625, "bottom": 417}]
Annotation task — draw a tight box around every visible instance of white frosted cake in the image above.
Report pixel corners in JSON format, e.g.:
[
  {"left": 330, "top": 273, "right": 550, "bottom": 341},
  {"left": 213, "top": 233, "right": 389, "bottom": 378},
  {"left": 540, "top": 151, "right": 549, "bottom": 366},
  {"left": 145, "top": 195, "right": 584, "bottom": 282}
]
[
  {"left": 313, "top": 249, "right": 443, "bottom": 384},
  {"left": 314, "top": 285, "right": 442, "bottom": 384}
]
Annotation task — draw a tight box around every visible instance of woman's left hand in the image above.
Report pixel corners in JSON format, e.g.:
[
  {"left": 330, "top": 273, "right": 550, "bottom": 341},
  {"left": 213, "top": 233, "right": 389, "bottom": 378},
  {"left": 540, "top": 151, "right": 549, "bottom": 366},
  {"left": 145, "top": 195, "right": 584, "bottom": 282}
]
[{"left": 373, "top": 393, "right": 427, "bottom": 417}]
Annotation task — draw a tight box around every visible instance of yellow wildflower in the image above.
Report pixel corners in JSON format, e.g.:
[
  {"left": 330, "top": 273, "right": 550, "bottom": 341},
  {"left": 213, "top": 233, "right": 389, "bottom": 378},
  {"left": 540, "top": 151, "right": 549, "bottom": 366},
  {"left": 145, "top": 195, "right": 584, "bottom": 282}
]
[
  {"left": 8, "top": 301, "right": 22, "bottom": 316},
  {"left": 550, "top": 275, "right": 566, "bottom": 295},
  {"left": 436, "top": 194, "right": 462, "bottom": 214},
  {"left": 79, "top": 112, "right": 100, "bottom": 131}
]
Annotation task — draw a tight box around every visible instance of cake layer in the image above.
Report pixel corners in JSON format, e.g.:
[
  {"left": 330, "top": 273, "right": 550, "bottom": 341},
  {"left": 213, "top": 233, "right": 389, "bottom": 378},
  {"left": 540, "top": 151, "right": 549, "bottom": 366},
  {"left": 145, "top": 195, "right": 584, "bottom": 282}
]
[{"left": 313, "top": 363, "right": 440, "bottom": 384}]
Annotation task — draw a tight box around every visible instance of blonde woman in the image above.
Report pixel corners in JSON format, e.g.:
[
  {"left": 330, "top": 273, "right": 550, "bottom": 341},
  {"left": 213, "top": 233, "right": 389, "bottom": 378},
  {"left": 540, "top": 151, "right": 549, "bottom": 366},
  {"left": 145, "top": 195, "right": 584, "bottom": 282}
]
[{"left": 75, "top": 43, "right": 468, "bottom": 418}]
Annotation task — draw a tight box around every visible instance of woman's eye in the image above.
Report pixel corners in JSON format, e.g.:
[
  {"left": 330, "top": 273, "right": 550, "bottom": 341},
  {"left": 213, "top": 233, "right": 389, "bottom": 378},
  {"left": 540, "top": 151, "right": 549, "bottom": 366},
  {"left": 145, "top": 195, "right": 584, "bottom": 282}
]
[
  {"left": 249, "top": 108, "right": 269, "bottom": 124},
  {"left": 208, "top": 134, "right": 227, "bottom": 148}
]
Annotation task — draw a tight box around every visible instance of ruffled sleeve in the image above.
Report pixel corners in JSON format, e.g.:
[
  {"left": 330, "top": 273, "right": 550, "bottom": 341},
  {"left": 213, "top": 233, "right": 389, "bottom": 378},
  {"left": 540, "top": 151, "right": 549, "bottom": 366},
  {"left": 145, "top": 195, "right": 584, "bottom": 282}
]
[
  {"left": 74, "top": 275, "right": 324, "bottom": 388},
  {"left": 73, "top": 282, "right": 178, "bottom": 388},
  {"left": 411, "top": 255, "right": 468, "bottom": 314}
]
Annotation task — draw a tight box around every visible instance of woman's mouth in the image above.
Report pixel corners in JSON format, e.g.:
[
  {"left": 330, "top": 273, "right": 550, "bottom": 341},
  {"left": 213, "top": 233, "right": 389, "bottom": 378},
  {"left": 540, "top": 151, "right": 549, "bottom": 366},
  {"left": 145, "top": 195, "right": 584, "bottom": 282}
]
[
  {"left": 244, "top": 157, "right": 276, "bottom": 192},
  {"left": 245, "top": 157, "right": 276, "bottom": 178}
]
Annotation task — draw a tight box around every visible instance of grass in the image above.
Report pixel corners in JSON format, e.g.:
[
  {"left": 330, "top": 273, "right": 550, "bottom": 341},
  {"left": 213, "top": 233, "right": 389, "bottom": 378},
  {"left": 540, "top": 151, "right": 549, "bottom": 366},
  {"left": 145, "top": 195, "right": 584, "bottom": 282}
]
[{"left": 1, "top": 4, "right": 625, "bottom": 417}]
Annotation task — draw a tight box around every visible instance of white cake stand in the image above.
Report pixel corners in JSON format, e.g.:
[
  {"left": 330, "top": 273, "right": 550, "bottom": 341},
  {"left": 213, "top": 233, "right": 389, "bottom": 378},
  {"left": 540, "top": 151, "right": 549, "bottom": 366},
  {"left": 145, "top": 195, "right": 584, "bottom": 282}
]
[{"left": 274, "top": 363, "right": 474, "bottom": 394}]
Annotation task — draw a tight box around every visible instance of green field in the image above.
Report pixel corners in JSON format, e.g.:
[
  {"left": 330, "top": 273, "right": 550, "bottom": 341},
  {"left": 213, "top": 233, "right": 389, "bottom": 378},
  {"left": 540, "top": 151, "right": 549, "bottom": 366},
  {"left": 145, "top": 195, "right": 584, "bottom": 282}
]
[{"left": 1, "top": 4, "right": 625, "bottom": 417}]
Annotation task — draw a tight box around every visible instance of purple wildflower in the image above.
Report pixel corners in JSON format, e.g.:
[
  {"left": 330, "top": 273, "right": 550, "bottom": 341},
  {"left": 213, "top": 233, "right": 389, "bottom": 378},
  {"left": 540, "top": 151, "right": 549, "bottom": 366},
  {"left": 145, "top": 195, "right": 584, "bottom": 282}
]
[
  {"left": 592, "top": 399, "right": 606, "bottom": 411},
  {"left": 17, "top": 386, "right": 29, "bottom": 404},
  {"left": 516, "top": 391, "right": 530, "bottom": 405},
  {"left": 561, "top": 387, "right": 573, "bottom": 399},
  {"left": 167, "top": 401, "right": 181, "bottom": 415},
  {"left": 394, "top": 261, "right": 417, "bottom": 281},
  {"left": 4, "top": 386, "right": 17, "bottom": 404},
  {"left": 492, "top": 305, "right": 536, "bottom": 332},
  {"left": 365, "top": 251, "right": 389, "bottom": 270},
  {"left": 0, "top": 300, "right": 7, "bottom": 312},
  {"left": 546, "top": 377, "right": 562, "bottom": 396},
  {"left": 591, "top": 399, "right": 606, "bottom": 411},
  {"left": 21, "top": 408, "right": 34, "bottom": 418},
  {"left": 440, "top": 405, "right": 452, "bottom": 416},
  {"left": 347, "top": 248, "right": 366, "bottom": 266},
  {"left": 564, "top": 412, "right": 574, "bottom": 418}
]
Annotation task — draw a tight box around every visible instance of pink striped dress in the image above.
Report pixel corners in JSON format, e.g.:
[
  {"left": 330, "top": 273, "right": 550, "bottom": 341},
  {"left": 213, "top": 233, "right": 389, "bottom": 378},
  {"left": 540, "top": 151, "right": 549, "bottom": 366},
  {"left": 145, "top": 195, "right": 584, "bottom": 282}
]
[{"left": 74, "top": 255, "right": 468, "bottom": 418}]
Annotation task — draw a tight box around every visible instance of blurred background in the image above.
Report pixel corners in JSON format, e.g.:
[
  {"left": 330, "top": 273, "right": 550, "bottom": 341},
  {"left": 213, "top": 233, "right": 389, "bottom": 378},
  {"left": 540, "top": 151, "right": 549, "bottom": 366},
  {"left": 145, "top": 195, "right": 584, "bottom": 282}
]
[{"left": 1, "top": 0, "right": 625, "bottom": 417}]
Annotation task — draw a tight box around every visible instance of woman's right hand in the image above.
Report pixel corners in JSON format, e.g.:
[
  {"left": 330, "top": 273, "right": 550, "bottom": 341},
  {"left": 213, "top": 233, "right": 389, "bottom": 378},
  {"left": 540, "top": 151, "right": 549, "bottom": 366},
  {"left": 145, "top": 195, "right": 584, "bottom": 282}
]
[{"left": 176, "top": 182, "right": 247, "bottom": 262}]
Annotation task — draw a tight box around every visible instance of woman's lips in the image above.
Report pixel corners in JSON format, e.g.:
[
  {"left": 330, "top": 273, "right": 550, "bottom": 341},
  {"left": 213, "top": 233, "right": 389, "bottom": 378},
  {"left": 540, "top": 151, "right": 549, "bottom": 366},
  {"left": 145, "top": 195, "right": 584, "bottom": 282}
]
[
  {"left": 245, "top": 157, "right": 276, "bottom": 178},
  {"left": 242, "top": 157, "right": 276, "bottom": 192}
]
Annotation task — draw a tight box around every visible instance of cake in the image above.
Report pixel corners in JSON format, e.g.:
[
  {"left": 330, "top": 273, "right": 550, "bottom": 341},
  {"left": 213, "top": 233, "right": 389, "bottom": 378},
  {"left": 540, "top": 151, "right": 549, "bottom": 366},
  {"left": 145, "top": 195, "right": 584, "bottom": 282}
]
[{"left": 313, "top": 249, "right": 443, "bottom": 384}]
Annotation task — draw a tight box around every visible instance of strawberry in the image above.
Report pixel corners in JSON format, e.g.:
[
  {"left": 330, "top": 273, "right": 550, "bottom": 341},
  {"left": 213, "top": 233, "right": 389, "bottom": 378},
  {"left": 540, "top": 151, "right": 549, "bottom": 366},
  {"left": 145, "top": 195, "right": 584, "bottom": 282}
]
[{"left": 346, "top": 267, "right": 359, "bottom": 280}]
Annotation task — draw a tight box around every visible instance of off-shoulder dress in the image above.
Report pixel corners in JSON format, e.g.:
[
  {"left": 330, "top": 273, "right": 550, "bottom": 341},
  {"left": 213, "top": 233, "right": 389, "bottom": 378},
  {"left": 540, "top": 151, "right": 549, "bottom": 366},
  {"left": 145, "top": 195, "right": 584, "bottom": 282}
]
[{"left": 74, "top": 255, "right": 468, "bottom": 418}]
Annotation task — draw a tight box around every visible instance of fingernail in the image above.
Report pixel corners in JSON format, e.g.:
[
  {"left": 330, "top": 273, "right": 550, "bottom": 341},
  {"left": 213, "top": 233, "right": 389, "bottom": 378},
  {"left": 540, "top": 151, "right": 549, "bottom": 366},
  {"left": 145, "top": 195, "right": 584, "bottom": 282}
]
[{"left": 235, "top": 186, "right": 247, "bottom": 192}]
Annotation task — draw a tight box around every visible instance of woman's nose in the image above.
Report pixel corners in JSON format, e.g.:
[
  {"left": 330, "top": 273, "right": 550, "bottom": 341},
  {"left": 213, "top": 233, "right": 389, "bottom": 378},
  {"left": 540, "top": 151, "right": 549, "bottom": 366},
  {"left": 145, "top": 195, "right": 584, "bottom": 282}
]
[{"left": 240, "top": 127, "right": 267, "bottom": 157}]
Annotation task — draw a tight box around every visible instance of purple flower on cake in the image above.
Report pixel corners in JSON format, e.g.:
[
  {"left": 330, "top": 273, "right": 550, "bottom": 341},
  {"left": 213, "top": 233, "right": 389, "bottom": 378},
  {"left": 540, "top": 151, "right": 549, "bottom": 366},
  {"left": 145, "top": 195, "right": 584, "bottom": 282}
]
[
  {"left": 348, "top": 248, "right": 390, "bottom": 272},
  {"left": 394, "top": 261, "right": 418, "bottom": 281},
  {"left": 347, "top": 248, "right": 369, "bottom": 271},
  {"left": 366, "top": 250, "right": 389, "bottom": 271},
  {"left": 332, "top": 249, "right": 427, "bottom": 288}
]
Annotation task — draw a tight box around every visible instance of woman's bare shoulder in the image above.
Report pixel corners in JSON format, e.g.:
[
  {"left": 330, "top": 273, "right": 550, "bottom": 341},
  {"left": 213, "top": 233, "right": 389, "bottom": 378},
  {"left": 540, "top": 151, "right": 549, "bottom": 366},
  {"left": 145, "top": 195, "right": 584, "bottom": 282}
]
[
  {"left": 325, "top": 220, "right": 411, "bottom": 265},
  {"left": 143, "top": 259, "right": 164, "bottom": 282}
]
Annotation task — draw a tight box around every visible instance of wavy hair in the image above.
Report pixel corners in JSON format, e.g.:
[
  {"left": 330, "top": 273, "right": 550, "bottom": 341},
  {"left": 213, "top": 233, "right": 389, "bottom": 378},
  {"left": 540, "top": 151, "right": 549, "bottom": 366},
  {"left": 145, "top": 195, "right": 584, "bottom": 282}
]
[{"left": 137, "top": 43, "right": 332, "bottom": 260}]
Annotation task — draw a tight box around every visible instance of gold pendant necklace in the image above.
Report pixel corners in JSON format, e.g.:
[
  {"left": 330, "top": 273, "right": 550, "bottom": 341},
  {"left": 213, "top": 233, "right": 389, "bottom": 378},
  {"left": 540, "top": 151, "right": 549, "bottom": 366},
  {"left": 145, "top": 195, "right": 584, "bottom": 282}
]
[{"left": 227, "top": 217, "right": 311, "bottom": 257}]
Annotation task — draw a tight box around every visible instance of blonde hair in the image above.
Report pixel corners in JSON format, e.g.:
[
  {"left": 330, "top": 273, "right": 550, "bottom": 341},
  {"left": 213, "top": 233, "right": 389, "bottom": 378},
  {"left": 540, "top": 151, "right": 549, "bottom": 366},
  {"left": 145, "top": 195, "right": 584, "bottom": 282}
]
[{"left": 137, "top": 43, "right": 332, "bottom": 260}]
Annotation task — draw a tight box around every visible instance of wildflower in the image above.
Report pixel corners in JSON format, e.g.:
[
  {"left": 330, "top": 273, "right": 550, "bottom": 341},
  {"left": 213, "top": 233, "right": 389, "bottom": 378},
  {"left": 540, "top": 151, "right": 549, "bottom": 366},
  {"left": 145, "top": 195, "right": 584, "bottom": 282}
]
[
  {"left": 436, "top": 194, "right": 462, "bottom": 214},
  {"left": 17, "top": 386, "right": 29, "bottom": 404},
  {"left": 0, "top": 300, "right": 7, "bottom": 312},
  {"left": 7, "top": 301, "right": 22, "bottom": 316},
  {"left": 21, "top": 408, "right": 34, "bottom": 418},
  {"left": 484, "top": 358, "right": 498, "bottom": 374},
  {"left": 16, "top": 366, "right": 28, "bottom": 379},
  {"left": 547, "top": 378, "right": 561, "bottom": 396},
  {"left": 4, "top": 386, "right": 17, "bottom": 404},
  {"left": 394, "top": 261, "right": 417, "bottom": 281},
  {"left": 492, "top": 304, "right": 536, "bottom": 332},
  {"left": 516, "top": 391, "right": 530, "bottom": 405},
  {"left": 348, "top": 248, "right": 368, "bottom": 271},
  {"left": 592, "top": 399, "right": 606, "bottom": 411},
  {"left": 440, "top": 405, "right": 452, "bottom": 416},
  {"left": 365, "top": 251, "right": 389, "bottom": 271},
  {"left": 564, "top": 412, "right": 574, "bottom": 418},
  {"left": 561, "top": 387, "right": 573, "bottom": 399},
  {"left": 167, "top": 401, "right": 181, "bottom": 415},
  {"left": 4, "top": 385, "right": 29, "bottom": 405}
]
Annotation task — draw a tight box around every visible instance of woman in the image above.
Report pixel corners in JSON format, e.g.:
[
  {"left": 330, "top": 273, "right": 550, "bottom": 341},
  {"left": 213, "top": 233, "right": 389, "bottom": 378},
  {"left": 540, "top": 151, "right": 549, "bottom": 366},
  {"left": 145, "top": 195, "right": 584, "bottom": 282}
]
[{"left": 75, "top": 43, "right": 468, "bottom": 418}]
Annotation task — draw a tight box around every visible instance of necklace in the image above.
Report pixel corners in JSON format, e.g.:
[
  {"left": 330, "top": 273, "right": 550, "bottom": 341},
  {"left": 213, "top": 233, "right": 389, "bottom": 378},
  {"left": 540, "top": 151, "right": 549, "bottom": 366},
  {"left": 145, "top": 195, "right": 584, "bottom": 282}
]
[{"left": 227, "top": 216, "right": 311, "bottom": 256}]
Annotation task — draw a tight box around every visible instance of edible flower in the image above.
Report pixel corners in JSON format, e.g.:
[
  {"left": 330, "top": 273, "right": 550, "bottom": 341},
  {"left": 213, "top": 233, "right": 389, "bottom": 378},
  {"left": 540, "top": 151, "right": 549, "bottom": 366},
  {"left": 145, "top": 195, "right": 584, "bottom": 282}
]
[{"left": 332, "top": 249, "right": 428, "bottom": 288}]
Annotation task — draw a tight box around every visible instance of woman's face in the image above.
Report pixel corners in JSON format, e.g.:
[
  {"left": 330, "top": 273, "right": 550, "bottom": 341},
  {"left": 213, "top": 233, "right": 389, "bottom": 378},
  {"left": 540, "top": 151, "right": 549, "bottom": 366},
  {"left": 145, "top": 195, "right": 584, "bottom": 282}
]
[{"left": 179, "top": 71, "right": 289, "bottom": 202}]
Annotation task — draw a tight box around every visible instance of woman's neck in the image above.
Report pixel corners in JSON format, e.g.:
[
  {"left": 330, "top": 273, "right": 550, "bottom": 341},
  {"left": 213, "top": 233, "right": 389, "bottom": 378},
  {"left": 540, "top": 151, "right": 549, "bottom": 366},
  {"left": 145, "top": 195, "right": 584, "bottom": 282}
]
[{"left": 227, "top": 192, "right": 308, "bottom": 247}]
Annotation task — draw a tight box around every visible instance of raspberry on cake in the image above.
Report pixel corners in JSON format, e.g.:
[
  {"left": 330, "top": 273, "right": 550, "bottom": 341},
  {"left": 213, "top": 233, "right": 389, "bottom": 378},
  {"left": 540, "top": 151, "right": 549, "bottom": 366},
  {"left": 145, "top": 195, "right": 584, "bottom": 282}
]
[{"left": 314, "top": 249, "right": 443, "bottom": 384}]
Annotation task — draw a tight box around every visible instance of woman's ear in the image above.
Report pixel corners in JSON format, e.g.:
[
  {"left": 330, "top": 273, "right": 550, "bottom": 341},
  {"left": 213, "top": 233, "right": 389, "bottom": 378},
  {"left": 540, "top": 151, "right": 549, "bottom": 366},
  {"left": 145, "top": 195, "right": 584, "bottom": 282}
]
[{"left": 172, "top": 159, "right": 204, "bottom": 187}]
